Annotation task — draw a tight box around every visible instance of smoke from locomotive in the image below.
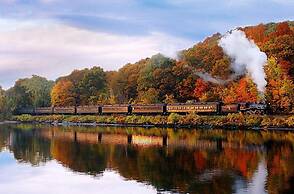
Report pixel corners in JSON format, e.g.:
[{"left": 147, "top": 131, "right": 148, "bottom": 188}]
[{"left": 218, "top": 30, "right": 268, "bottom": 93}]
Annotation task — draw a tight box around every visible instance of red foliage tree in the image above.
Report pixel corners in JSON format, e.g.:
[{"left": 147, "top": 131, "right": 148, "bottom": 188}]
[
  {"left": 193, "top": 79, "right": 208, "bottom": 100},
  {"left": 275, "top": 22, "right": 293, "bottom": 37}
]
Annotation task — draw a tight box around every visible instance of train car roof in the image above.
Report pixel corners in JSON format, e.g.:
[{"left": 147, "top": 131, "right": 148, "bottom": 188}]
[
  {"left": 76, "top": 105, "right": 100, "bottom": 107},
  {"left": 167, "top": 102, "right": 220, "bottom": 105},
  {"left": 102, "top": 104, "right": 130, "bottom": 106},
  {"left": 131, "top": 104, "right": 165, "bottom": 106}
]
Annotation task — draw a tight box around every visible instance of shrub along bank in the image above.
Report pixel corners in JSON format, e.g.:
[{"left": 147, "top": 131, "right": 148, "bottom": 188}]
[{"left": 12, "top": 113, "right": 294, "bottom": 128}]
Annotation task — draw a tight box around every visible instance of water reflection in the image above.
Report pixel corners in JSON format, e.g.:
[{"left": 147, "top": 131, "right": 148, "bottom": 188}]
[{"left": 0, "top": 124, "right": 293, "bottom": 194}]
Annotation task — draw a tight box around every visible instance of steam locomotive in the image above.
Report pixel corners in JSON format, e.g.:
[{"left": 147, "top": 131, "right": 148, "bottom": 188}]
[{"left": 18, "top": 102, "right": 269, "bottom": 115}]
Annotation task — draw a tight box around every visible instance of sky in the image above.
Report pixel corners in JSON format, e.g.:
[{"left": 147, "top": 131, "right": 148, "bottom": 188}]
[{"left": 0, "top": 0, "right": 293, "bottom": 88}]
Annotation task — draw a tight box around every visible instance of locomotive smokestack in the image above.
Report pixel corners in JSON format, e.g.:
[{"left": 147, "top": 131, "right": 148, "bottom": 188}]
[{"left": 218, "top": 30, "right": 267, "bottom": 94}]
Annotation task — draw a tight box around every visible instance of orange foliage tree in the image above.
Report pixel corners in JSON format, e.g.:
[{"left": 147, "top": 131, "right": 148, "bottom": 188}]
[
  {"left": 51, "top": 80, "right": 76, "bottom": 106},
  {"left": 236, "top": 78, "right": 258, "bottom": 102},
  {"left": 193, "top": 79, "right": 208, "bottom": 100}
]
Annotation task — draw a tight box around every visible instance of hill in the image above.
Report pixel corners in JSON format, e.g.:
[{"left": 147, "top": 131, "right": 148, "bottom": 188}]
[{"left": 2, "top": 21, "right": 294, "bottom": 114}]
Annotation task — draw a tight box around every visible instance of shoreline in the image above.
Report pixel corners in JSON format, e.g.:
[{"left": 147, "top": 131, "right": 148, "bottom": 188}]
[{"left": 6, "top": 113, "right": 294, "bottom": 131}]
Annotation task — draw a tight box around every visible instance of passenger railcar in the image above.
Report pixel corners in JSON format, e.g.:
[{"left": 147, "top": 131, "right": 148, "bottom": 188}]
[
  {"left": 17, "top": 101, "right": 269, "bottom": 115},
  {"left": 101, "top": 104, "right": 130, "bottom": 114},
  {"left": 35, "top": 107, "right": 53, "bottom": 115},
  {"left": 221, "top": 104, "right": 239, "bottom": 114},
  {"left": 76, "top": 106, "right": 100, "bottom": 114},
  {"left": 131, "top": 104, "right": 166, "bottom": 114},
  {"left": 18, "top": 108, "right": 35, "bottom": 115},
  {"left": 167, "top": 102, "right": 220, "bottom": 114},
  {"left": 53, "top": 106, "right": 76, "bottom": 114}
]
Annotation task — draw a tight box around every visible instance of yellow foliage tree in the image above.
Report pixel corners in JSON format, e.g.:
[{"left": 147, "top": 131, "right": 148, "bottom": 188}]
[
  {"left": 265, "top": 57, "right": 294, "bottom": 112},
  {"left": 51, "top": 80, "right": 76, "bottom": 106}
]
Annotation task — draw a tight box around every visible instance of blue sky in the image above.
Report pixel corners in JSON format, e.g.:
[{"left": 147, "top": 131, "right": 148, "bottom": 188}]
[{"left": 0, "top": 0, "right": 293, "bottom": 88}]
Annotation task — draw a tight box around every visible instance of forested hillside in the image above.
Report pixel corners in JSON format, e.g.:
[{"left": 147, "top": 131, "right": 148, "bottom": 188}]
[{"left": 1, "top": 21, "right": 293, "bottom": 115}]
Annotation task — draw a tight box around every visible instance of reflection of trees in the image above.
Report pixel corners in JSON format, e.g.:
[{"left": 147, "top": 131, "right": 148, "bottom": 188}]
[
  {"left": 111, "top": 146, "right": 238, "bottom": 194},
  {"left": 51, "top": 139, "right": 108, "bottom": 176},
  {"left": 265, "top": 141, "right": 294, "bottom": 194},
  {"left": 214, "top": 147, "right": 260, "bottom": 179},
  {"left": 0, "top": 128, "right": 10, "bottom": 150},
  {"left": 1, "top": 125, "right": 294, "bottom": 194},
  {"left": 8, "top": 129, "right": 52, "bottom": 165}
]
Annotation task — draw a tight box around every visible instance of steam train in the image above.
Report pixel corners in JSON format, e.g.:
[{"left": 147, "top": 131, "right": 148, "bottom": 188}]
[{"left": 18, "top": 102, "right": 269, "bottom": 115}]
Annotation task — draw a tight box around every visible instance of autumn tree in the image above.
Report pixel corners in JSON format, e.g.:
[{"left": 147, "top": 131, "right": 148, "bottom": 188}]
[
  {"left": 181, "top": 33, "right": 224, "bottom": 70},
  {"left": 172, "top": 61, "right": 196, "bottom": 102},
  {"left": 236, "top": 78, "right": 259, "bottom": 102},
  {"left": 176, "top": 33, "right": 228, "bottom": 102},
  {"left": 138, "top": 88, "right": 160, "bottom": 104},
  {"left": 51, "top": 67, "right": 108, "bottom": 106},
  {"left": 56, "top": 69, "right": 89, "bottom": 105},
  {"left": 243, "top": 23, "right": 266, "bottom": 45},
  {"left": 110, "top": 59, "right": 148, "bottom": 103},
  {"left": 261, "top": 22, "right": 294, "bottom": 78},
  {"left": 265, "top": 57, "right": 294, "bottom": 113},
  {"left": 51, "top": 80, "right": 75, "bottom": 106},
  {"left": 210, "top": 58, "right": 231, "bottom": 79},
  {"left": 275, "top": 22, "right": 293, "bottom": 37},
  {"left": 105, "top": 71, "right": 119, "bottom": 104},
  {"left": 193, "top": 79, "right": 208, "bottom": 100},
  {"left": 220, "top": 84, "right": 238, "bottom": 104}
]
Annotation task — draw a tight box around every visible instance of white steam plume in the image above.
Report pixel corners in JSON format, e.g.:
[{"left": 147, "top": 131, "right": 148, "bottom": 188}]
[
  {"left": 195, "top": 72, "right": 241, "bottom": 85},
  {"left": 195, "top": 72, "right": 226, "bottom": 84},
  {"left": 218, "top": 30, "right": 267, "bottom": 93}
]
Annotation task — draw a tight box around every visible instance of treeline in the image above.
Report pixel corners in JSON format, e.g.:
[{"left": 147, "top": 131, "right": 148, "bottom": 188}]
[
  {"left": 0, "top": 76, "right": 54, "bottom": 118},
  {"left": 0, "top": 21, "right": 293, "bottom": 116}
]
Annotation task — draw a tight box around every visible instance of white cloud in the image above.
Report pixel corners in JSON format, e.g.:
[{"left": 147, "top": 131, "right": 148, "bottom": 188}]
[{"left": 0, "top": 18, "right": 193, "bottom": 88}]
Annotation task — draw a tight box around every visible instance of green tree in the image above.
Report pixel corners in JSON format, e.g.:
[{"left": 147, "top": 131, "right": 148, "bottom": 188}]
[
  {"left": 137, "top": 54, "right": 176, "bottom": 103},
  {"left": 78, "top": 67, "right": 107, "bottom": 105},
  {"left": 6, "top": 81, "right": 33, "bottom": 113},
  {"left": 0, "top": 87, "right": 10, "bottom": 119},
  {"left": 19, "top": 75, "right": 54, "bottom": 107}
]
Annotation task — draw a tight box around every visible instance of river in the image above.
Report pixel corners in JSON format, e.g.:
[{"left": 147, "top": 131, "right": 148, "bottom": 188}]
[{"left": 0, "top": 124, "right": 293, "bottom": 194}]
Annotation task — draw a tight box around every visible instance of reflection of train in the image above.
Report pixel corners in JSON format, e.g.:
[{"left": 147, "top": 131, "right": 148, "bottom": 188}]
[{"left": 19, "top": 102, "right": 269, "bottom": 115}]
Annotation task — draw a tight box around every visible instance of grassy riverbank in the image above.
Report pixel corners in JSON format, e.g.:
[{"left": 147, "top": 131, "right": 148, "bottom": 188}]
[{"left": 12, "top": 113, "right": 294, "bottom": 128}]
